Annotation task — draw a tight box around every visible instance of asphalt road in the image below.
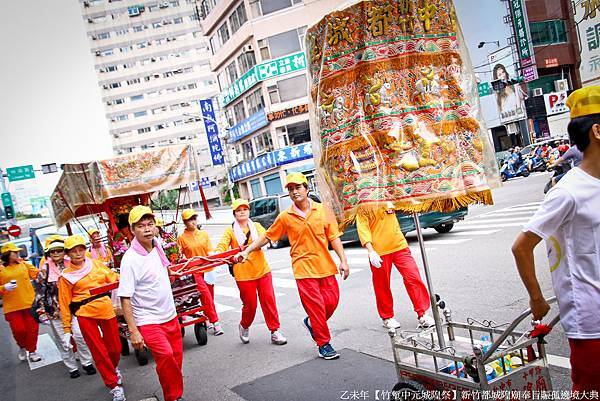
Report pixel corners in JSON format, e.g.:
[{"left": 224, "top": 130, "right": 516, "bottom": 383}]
[{"left": 1, "top": 171, "right": 574, "bottom": 401}]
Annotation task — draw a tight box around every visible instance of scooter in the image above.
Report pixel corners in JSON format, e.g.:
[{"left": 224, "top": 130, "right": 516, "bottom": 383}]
[
  {"left": 543, "top": 163, "right": 568, "bottom": 194},
  {"left": 526, "top": 155, "right": 547, "bottom": 172},
  {"left": 500, "top": 159, "right": 530, "bottom": 181}
]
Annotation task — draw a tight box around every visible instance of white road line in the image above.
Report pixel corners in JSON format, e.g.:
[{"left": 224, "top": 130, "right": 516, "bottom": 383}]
[
  {"left": 214, "top": 285, "right": 284, "bottom": 298},
  {"left": 28, "top": 334, "right": 62, "bottom": 370},
  {"left": 449, "top": 230, "right": 501, "bottom": 236},
  {"left": 483, "top": 211, "right": 535, "bottom": 217},
  {"left": 345, "top": 249, "right": 367, "bottom": 255},
  {"left": 214, "top": 302, "right": 236, "bottom": 313},
  {"left": 455, "top": 222, "right": 527, "bottom": 229},
  {"left": 271, "top": 267, "right": 294, "bottom": 274},
  {"left": 422, "top": 238, "right": 471, "bottom": 245},
  {"left": 461, "top": 219, "right": 529, "bottom": 226},
  {"left": 272, "top": 277, "right": 298, "bottom": 288},
  {"left": 465, "top": 217, "right": 532, "bottom": 224},
  {"left": 505, "top": 206, "right": 541, "bottom": 211},
  {"left": 347, "top": 258, "right": 369, "bottom": 265}
]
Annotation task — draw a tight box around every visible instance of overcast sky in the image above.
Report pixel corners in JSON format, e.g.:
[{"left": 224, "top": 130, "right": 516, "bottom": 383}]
[{"left": 0, "top": 0, "right": 509, "bottom": 198}]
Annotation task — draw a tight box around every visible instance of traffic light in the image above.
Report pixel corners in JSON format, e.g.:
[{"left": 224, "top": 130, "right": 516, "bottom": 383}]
[{"left": 4, "top": 205, "right": 15, "bottom": 219}]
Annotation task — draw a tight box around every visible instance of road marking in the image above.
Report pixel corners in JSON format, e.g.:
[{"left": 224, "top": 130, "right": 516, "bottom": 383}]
[
  {"left": 345, "top": 249, "right": 367, "bottom": 255},
  {"left": 482, "top": 211, "right": 535, "bottom": 217},
  {"left": 455, "top": 222, "right": 527, "bottom": 229},
  {"left": 347, "top": 258, "right": 369, "bottom": 265},
  {"left": 214, "top": 302, "right": 236, "bottom": 313},
  {"left": 214, "top": 284, "right": 285, "bottom": 298},
  {"left": 449, "top": 230, "right": 501, "bottom": 236},
  {"left": 272, "top": 278, "right": 298, "bottom": 288},
  {"left": 505, "top": 206, "right": 541, "bottom": 211},
  {"left": 271, "top": 268, "right": 293, "bottom": 274},
  {"left": 464, "top": 217, "right": 532, "bottom": 224},
  {"left": 28, "top": 333, "right": 62, "bottom": 370},
  {"left": 421, "top": 238, "right": 471, "bottom": 245}
]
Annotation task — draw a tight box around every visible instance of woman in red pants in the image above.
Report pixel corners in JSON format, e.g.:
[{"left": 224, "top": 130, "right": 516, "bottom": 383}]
[
  {"left": 215, "top": 199, "right": 287, "bottom": 345},
  {"left": 58, "top": 235, "right": 124, "bottom": 401},
  {"left": 0, "top": 242, "right": 41, "bottom": 362}
]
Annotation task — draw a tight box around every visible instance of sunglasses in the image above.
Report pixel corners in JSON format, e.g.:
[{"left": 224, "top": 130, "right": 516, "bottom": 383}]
[{"left": 49, "top": 249, "right": 65, "bottom": 254}]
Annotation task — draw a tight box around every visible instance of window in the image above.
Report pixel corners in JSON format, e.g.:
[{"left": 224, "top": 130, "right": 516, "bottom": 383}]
[
  {"left": 254, "top": 131, "right": 273, "bottom": 154},
  {"left": 225, "top": 61, "right": 238, "bottom": 84},
  {"left": 115, "top": 114, "right": 128, "bottom": 121},
  {"left": 225, "top": 108, "right": 235, "bottom": 127},
  {"left": 190, "top": 14, "right": 199, "bottom": 21},
  {"left": 109, "top": 81, "right": 121, "bottom": 88},
  {"left": 237, "top": 51, "right": 256, "bottom": 73},
  {"left": 265, "top": 28, "right": 302, "bottom": 59},
  {"left": 267, "top": 84, "right": 279, "bottom": 103},
  {"left": 530, "top": 20, "right": 567, "bottom": 46},
  {"left": 152, "top": 106, "right": 167, "bottom": 115},
  {"left": 170, "top": 0, "right": 180, "bottom": 6},
  {"left": 127, "top": 78, "right": 140, "bottom": 85},
  {"left": 133, "top": 25, "right": 144, "bottom": 32},
  {"left": 155, "top": 123, "right": 169, "bottom": 130},
  {"left": 100, "top": 49, "right": 114, "bottom": 56},
  {"left": 286, "top": 120, "right": 310, "bottom": 145},
  {"left": 138, "top": 127, "right": 151, "bottom": 134},
  {"left": 113, "top": 98, "right": 125, "bottom": 105},
  {"left": 218, "top": 22, "right": 230, "bottom": 46},
  {"left": 264, "top": 173, "right": 283, "bottom": 195},
  {"left": 242, "top": 140, "right": 254, "bottom": 161},
  {"left": 246, "top": 89, "right": 264, "bottom": 115},
  {"left": 122, "top": 62, "right": 136, "bottom": 69},
  {"left": 106, "top": 65, "right": 117, "bottom": 72},
  {"left": 184, "top": 66, "right": 194, "bottom": 73},
  {"left": 250, "top": 179, "right": 262, "bottom": 198},
  {"left": 130, "top": 94, "right": 144, "bottom": 101},
  {"left": 120, "top": 46, "right": 132, "bottom": 53},
  {"left": 94, "top": 15, "right": 107, "bottom": 23},
  {"left": 253, "top": 0, "right": 301, "bottom": 17},
  {"left": 98, "top": 32, "right": 110, "bottom": 39},
  {"left": 174, "top": 17, "right": 184, "bottom": 24},
  {"left": 229, "top": 3, "right": 248, "bottom": 33},
  {"left": 269, "top": 74, "right": 307, "bottom": 103},
  {"left": 258, "top": 39, "right": 270, "bottom": 60},
  {"left": 116, "top": 28, "right": 129, "bottom": 36},
  {"left": 171, "top": 104, "right": 181, "bottom": 111},
  {"left": 188, "top": 83, "right": 197, "bottom": 89},
  {"left": 174, "top": 120, "right": 184, "bottom": 127},
  {"left": 133, "top": 110, "right": 147, "bottom": 118},
  {"left": 137, "top": 41, "right": 149, "bottom": 49},
  {"left": 233, "top": 101, "right": 247, "bottom": 124},
  {"left": 210, "top": 34, "right": 220, "bottom": 54}
]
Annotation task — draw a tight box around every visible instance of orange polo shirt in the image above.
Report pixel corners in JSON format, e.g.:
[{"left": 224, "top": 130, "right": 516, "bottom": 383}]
[
  {"left": 58, "top": 259, "right": 119, "bottom": 333},
  {"left": 177, "top": 229, "right": 215, "bottom": 272},
  {"left": 266, "top": 201, "right": 342, "bottom": 279},
  {"left": 0, "top": 261, "right": 39, "bottom": 314},
  {"left": 89, "top": 246, "right": 113, "bottom": 266},
  {"left": 356, "top": 208, "right": 408, "bottom": 256},
  {"left": 215, "top": 223, "right": 270, "bottom": 282}
]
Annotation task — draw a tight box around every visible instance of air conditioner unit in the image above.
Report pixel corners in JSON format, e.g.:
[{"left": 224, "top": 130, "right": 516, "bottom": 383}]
[
  {"left": 506, "top": 122, "right": 519, "bottom": 135},
  {"left": 242, "top": 44, "right": 254, "bottom": 53},
  {"left": 533, "top": 88, "right": 543, "bottom": 97},
  {"left": 554, "top": 79, "right": 568, "bottom": 92}
]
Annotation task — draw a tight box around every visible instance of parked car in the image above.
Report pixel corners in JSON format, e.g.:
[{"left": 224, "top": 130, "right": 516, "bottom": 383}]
[{"left": 249, "top": 193, "right": 468, "bottom": 248}]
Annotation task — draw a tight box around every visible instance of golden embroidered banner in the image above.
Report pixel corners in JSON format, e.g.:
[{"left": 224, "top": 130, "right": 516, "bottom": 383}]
[{"left": 307, "top": 0, "right": 499, "bottom": 228}]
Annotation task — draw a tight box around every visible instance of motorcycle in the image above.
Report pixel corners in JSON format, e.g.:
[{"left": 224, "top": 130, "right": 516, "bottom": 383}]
[
  {"left": 500, "top": 158, "right": 530, "bottom": 181},
  {"left": 543, "top": 163, "right": 569, "bottom": 194},
  {"left": 526, "top": 155, "right": 547, "bottom": 172}
]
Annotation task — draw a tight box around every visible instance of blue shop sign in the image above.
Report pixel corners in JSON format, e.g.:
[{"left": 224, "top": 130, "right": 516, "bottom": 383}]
[
  {"left": 229, "top": 143, "right": 314, "bottom": 182},
  {"left": 229, "top": 109, "right": 269, "bottom": 143},
  {"left": 198, "top": 99, "right": 224, "bottom": 165},
  {"left": 273, "top": 143, "right": 313, "bottom": 166}
]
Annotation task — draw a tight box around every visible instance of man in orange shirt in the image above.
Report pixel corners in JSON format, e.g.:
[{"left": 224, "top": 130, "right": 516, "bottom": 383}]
[
  {"left": 238, "top": 173, "right": 349, "bottom": 360},
  {"left": 215, "top": 199, "right": 286, "bottom": 345},
  {"left": 58, "top": 235, "right": 124, "bottom": 401},
  {"left": 356, "top": 202, "right": 434, "bottom": 330},
  {"left": 176, "top": 209, "right": 223, "bottom": 336}
]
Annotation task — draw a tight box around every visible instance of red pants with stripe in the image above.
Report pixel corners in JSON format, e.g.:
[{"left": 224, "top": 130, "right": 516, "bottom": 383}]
[
  {"left": 569, "top": 338, "right": 600, "bottom": 391},
  {"left": 139, "top": 317, "right": 184, "bottom": 401},
  {"left": 236, "top": 272, "right": 280, "bottom": 331},
  {"left": 297, "top": 275, "right": 339, "bottom": 347},
  {"left": 370, "top": 247, "right": 430, "bottom": 320},
  {"left": 5, "top": 308, "right": 39, "bottom": 352},
  {"left": 194, "top": 272, "right": 218, "bottom": 323},
  {"left": 78, "top": 316, "right": 120, "bottom": 389}
]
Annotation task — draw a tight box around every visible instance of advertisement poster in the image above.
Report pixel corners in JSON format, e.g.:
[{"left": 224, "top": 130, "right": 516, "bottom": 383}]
[{"left": 488, "top": 47, "right": 526, "bottom": 123}]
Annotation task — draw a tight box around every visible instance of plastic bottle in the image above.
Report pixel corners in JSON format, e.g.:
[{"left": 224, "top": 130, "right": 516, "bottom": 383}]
[{"left": 481, "top": 335, "right": 492, "bottom": 353}]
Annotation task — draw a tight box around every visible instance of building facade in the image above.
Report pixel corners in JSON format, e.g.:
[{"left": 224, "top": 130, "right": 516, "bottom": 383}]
[
  {"left": 79, "top": 0, "right": 225, "bottom": 202},
  {"left": 200, "top": 0, "right": 344, "bottom": 200}
]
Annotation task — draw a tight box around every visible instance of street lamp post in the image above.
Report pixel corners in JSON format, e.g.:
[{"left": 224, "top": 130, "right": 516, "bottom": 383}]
[
  {"left": 477, "top": 40, "right": 500, "bottom": 49},
  {"left": 183, "top": 113, "right": 236, "bottom": 203}
]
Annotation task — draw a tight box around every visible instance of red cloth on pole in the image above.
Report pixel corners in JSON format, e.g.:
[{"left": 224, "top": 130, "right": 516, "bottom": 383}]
[
  {"left": 139, "top": 317, "right": 184, "bottom": 401},
  {"left": 236, "top": 272, "right": 280, "bottom": 331},
  {"left": 5, "top": 309, "right": 39, "bottom": 352},
  {"left": 296, "top": 275, "right": 339, "bottom": 347},
  {"left": 78, "top": 316, "right": 120, "bottom": 389},
  {"left": 370, "top": 247, "right": 430, "bottom": 319}
]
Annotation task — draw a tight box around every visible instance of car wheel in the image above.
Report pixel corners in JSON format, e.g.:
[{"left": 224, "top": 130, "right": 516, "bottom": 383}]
[
  {"left": 522, "top": 169, "right": 530, "bottom": 177},
  {"left": 270, "top": 239, "right": 286, "bottom": 249},
  {"left": 434, "top": 223, "right": 454, "bottom": 233},
  {"left": 500, "top": 172, "right": 507, "bottom": 182}
]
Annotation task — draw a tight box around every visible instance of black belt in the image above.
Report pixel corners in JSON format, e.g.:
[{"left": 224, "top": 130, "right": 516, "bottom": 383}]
[{"left": 69, "top": 293, "right": 111, "bottom": 316}]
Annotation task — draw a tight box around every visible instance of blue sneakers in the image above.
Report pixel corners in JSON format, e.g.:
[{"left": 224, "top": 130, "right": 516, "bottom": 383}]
[
  {"left": 318, "top": 343, "right": 340, "bottom": 360},
  {"left": 303, "top": 317, "right": 315, "bottom": 342}
]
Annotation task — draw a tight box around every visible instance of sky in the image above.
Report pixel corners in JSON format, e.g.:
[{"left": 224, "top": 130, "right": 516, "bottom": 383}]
[{"left": 0, "top": 0, "right": 510, "bottom": 200}]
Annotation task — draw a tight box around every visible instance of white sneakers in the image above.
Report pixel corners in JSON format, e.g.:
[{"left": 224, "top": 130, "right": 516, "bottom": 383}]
[
  {"left": 270, "top": 330, "right": 287, "bottom": 345},
  {"left": 239, "top": 324, "right": 250, "bottom": 344},
  {"left": 115, "top": 367, "right": 123, "bottom": 385},
  {"left": 17, "top": 348, "right": 27, "bottom": 361},
  {"left": 418, "top": 314, "right": 435, "bottom": 328},
  {"left": 382, "top": 318, "right": 401, "bottom": 329},
  {"left": 212, "top": 322, "right": 224, "bottom": 336},
  {"left": 110, "top": 385, "right": 126, "bottom": 401},
  {"left": 28, "top": 352, "right": 42, "bottom": 362}
]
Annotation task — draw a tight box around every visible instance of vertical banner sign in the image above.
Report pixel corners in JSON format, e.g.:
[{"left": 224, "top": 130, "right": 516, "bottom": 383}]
[
  {"left": 576, "top": 1, "right": 600, "bottom": 86},
  {"left": 509, "top": 0, "right": 538, "bottom": 82},
  {"left": 199, "top": 99, "right": 224, "bottom": 166}
]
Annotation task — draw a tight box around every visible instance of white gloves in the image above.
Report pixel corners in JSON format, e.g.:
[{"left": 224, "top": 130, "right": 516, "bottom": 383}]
[
  {"left": 63, "top": 333, "right": 73, "bottom": 350},
  {"left": 368, "top": 251, "right": 383, "bottom": 268},
  {"left": 3, "top": 282, "right": 17, "bottom": 291}
]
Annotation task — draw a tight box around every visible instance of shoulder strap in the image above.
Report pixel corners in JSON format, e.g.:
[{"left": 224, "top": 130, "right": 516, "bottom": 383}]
[{"left": 232, "top": 222, "right": 252, "bottom": 246}]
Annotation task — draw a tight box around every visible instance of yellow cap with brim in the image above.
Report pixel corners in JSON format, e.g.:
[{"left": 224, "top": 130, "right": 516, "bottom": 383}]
[
  {"left": 87, "top": 227, "right": 100, "bottom": 236},
  {"left": 44, "top": 235, "right": 64, "bottom": 249},
  {"left": 566, "top": 86, "right": 600, "bottom": 119},
  {"left": 181, "top": 209, "right": 198, "bottom": 221},
  {"left": 46, "top": 241, "right": 65, "bottom": 253},
  {"left": 155, "top": 217, "right": 164, "bottom": 227},
  {"left": 128, "top": 205, "right": 155, "bottom": 225},
  {"left": 1, "top": 243, "right": 22, "bottom": 254},
  {"left": 285, "top": 172, "right": 308, "bottom": 188},
  {"left": 232, "top": 199, "right": 250, "bottom": 211},
  {"left": 64, "top": 235, "right": 87, "bottom": 251}
]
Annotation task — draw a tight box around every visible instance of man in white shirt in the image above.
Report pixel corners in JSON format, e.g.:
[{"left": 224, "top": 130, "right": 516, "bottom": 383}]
[
  {"left": 512, "top": 86, "right": 600, "bottom": 392},
  {"left": 118, "top": 206, "right": 184, "bottom": 401}
]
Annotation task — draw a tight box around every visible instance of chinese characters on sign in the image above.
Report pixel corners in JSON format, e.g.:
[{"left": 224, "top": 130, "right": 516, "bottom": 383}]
[
  {"left": 267, "top": 104, "right": 309, "bottom": 122},
  {"left": 229, "top": 143, "right": 314, "bottom": 182},
  {"left": 578, "top": 1, "right": 600, "bottom": 86},
  {"left": 229, "top": 109, "right": 269, "bottom": 143},
  {"left": 544, "top": 91, "right": 568, "bottom": 116},
  {"left": 199, "top": 99, "right": 224, "bottom": 166},
  {"left": 6, "top": 165, "right": 35, "bottom": 182},
  {"left": 220, "top": 52, "right": 307, "bottom": 107},
  {"left": 509, "top": 0, "right": 538, "bottom": 82}
]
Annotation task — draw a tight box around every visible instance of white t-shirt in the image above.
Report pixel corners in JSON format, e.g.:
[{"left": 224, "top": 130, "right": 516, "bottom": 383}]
[
  {"left": 524, "top": 167, "right": 600, "bottom": 339},
  {"left": 117, "top": 246, "right": 177, "bottom": 327}
]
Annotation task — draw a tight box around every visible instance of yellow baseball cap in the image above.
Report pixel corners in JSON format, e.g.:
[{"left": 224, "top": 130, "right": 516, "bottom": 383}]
[
  {"left": 128, "top": 205, "right": 155, "bottom": 225},
  {"left": 1, "top": 243, "right": 22, "bottom": 254},
  {"left": 44, "top": 234, "right": 64, "bottom": 249},
  {"left": 232, "top": 199, "right": 250, "bottom": 211},
  {"left": 155, "top": 217, "right": 164, "bottom": 227},
  {"left": 566, "top": 86, "right": 600, "bottom": 119},
  {"left": 64, "top": 235, "right": 87, "bottom": 250},
  {"left": 87, "top": 227, "right": 100, "bottom": 236},
  {"left": 181, "top": 209, "right": 198, "bottom": 221},
  {"left": 46, "top": 241, "right": 65, "bottom": 253},
  {"left": 285, "top": 172, "right": 308, "bottom": 188}
]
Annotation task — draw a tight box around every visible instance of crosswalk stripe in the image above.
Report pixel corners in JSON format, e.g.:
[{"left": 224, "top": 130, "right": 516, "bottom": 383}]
[
  {"left": 505, "top": 206, "right": 541, "bottom": 211},
  {"left": 483, "top": 211, "right": 535, "bottom": 217},
  {"left": 28, "top": 334, "right": 63, "bottom": 370},
  {"left": 455, "top": 222, "right": 526, "bottom": 229},
  {"left": 461, "top": 218, "right": 530, "bottom": 226},
  {"left": 449, "top": 229, "right": 501, "bottom": 236},
  {"left": 272, "top": 277, "right": 298, "bottom": 288},
  {"left": 421, "top": 238, "right": 471, "bottom": 245},
  {"left": 214, "top": 285, "right": 285, "bottom": 298},
  {"left": 214, "top": 302, "right": 236, "bottom": 313},
  {"left": 465, "top": 217, "right": 531, "bottom": 223},
  {"left": 347, "top": 258, "right": 368, "bottom": 265},
  {"left": 345, "top": 249, "right": 366, "bottom": 255}
]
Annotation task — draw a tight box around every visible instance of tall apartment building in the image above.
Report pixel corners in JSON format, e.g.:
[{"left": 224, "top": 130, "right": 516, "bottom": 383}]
[
  {"left": 200, "top": 0, "right": 344, "bottom": 200},
  {"left": 79, "top": 0, "right": 225, "bottom": 202}
]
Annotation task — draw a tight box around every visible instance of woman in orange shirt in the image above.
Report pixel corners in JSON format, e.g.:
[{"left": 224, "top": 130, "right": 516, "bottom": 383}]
[
  {"left": 0, "top": 242, "right": 41, "bottom": 362},
  {"left": 88, "top": 228, "right": 113, "bottom": 267},
  {"left": 215, "top": 199, "right": 286, "bottom": 345},
  {"left": 176, "top": 209, "right": 223, "bottom": 336},
  {"left": 58, "top": 235, "right": 125, "bottom": 401}
]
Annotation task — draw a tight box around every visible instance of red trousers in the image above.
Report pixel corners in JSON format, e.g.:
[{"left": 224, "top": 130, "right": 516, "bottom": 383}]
[
  {"left": 5, "top": 309, "right": 39, "bottom": 352},
  {"left": 297, "top": 275, "right": 339, "bottom": 347},
  {"left": 569, "top": 338, "right": 600, "bottom": 391},
  {"left": 139, "top": 318, "right": 184, "bottom": 401},
  {"left": 78, "top": 316, "right": 121, "bottom": 389},
  {"left": 193, "top": 272, "right": 218, "bottom": 323},
  {"left": 236, "top": 272, "right": 280, "bottom": 331},
  {"left": 370, "top": 247, "right": 431, "bottom": 320}
]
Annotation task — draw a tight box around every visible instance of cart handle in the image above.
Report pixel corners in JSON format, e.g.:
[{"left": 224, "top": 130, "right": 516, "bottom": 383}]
[{"left": 482, "top": 296, "right": 558, "bottom": 362}]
